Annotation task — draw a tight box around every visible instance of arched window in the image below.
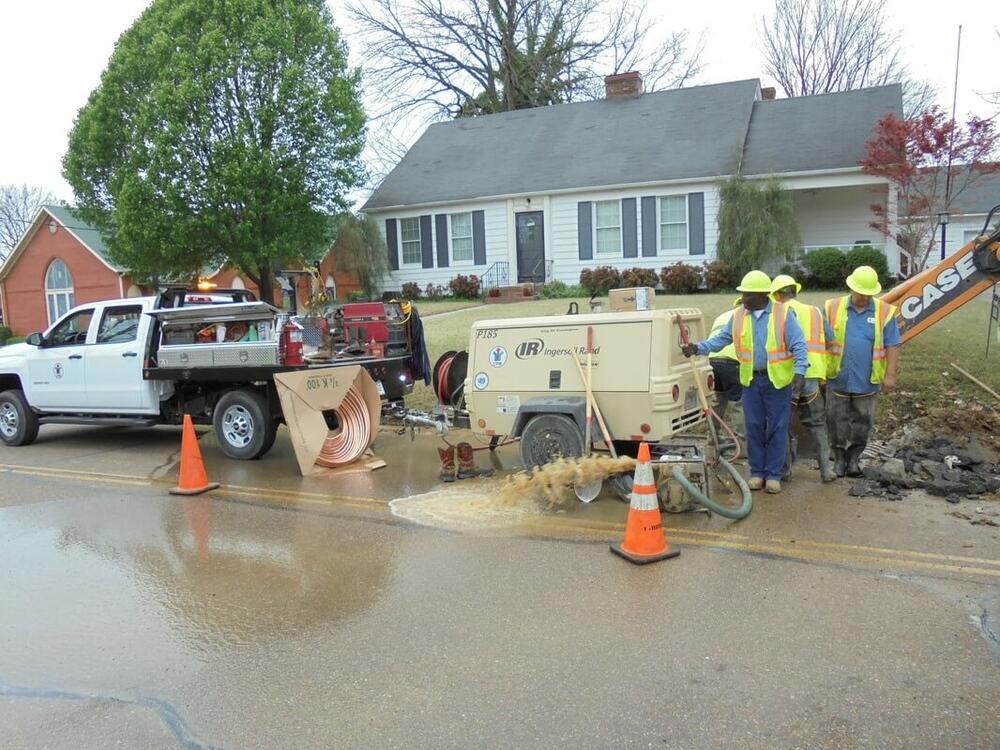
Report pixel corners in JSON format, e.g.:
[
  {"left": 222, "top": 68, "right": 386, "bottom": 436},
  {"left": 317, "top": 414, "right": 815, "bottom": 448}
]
[
  {"left": 45, "top": 260, "right": 75, "bottom": 324},
  {"left": 126, "top": 284, "right": 142, "bottom": 298},
  {"left": 325, "top": 274, "right": 337, "bottom": 300},
  {"left": 230, "top": 276, "right": 246, "bottom": 290}
]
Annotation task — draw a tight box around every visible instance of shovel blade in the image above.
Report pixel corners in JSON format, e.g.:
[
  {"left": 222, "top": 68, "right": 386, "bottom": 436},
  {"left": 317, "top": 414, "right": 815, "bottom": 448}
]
[{"left": 574, "top": 479, "right": 603, "bottom": 503}]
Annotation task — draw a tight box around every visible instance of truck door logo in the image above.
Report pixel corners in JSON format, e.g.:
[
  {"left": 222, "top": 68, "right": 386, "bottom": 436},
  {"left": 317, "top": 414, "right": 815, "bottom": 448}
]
[
  {"left": 53, "top": 363, "right": 63, "bottom": 379},
  {"left": 489, "top": 346, "right": 507, "bottom": 367},
  {"left": 515, "top": 339, "right": 544, "bottom": 359}
]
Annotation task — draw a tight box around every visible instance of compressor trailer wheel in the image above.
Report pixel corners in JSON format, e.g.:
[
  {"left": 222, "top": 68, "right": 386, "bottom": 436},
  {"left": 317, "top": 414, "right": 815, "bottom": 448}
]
[{"left": 519, "top": 414, "right": 585, "bottom": 468}]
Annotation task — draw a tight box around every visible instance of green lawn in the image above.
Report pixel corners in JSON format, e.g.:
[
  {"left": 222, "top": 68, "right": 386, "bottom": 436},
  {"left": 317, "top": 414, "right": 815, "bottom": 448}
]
[
  {"left": 411, "top": 293, "right": 1000, "bottom": 423},
  {"left": 412, "top": 299, "right": 483, "bottom": 316}
]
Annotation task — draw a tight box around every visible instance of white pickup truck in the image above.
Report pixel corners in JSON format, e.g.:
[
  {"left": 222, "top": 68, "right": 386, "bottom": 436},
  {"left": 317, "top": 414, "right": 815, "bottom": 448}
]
[{"left": 0, "top": 291, "right": 416, "bottom": 459}]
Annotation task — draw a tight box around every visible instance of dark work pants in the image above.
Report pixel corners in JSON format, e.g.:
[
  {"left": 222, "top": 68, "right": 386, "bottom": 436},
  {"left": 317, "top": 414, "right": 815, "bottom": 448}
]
[
  {"left": 826, "top": 390, "right": 878, "bottom": 450},
  {"left": 784, "top": 385, "right": 830, "bottom": 478},
  {"left": 742, "top": 372, "right": 792, "bottom": 481}
]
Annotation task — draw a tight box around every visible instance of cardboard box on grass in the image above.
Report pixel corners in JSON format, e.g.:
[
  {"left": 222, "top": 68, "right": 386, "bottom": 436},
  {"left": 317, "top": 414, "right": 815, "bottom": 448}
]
[
  {"left": 609, "top": 287, "right": 655, "bottom": 312},
  {"left": 274, "top": 365, "right": 384, "bottom": 476}
]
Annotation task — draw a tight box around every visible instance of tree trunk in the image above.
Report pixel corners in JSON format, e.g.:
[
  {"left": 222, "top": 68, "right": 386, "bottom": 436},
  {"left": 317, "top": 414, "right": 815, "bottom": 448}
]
[{"left": 257, "top": 267, "right": 276, "bottom": 306}]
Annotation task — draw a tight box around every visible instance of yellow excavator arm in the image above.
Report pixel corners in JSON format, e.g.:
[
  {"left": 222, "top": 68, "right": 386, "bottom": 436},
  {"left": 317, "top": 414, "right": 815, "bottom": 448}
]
[{"left": 881, "top": 204, "right": 1000, "bottom": 343}]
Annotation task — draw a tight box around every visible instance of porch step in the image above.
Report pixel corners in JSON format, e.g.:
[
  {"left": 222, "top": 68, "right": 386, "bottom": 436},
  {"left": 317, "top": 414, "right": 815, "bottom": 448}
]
[{"left": 484, "top": 285, "right": 539, "bottom": 304}]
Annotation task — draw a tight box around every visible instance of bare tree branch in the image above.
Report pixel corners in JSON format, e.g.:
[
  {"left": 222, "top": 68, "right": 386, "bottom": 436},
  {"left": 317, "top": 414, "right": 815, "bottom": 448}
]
[
  {"left": 0, "top": 184, "right": 57, "bottom": 260},
  {"left": 759, "top": 0, "right": 934, "bottom": 117}
]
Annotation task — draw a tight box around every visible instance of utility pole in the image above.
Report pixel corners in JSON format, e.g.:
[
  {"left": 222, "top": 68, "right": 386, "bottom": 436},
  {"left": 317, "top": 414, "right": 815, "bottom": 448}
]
[{"left": 942, "top": 25, "right": 962, "bottom": 261}]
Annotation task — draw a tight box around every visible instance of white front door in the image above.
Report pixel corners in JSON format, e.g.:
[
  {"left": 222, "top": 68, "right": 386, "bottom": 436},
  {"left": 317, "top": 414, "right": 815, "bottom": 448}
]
[
  {"left": 86, "top": 304, "right": 150, "bottom": 411},
  {"left": 27, "top": 308, "right": 94, "bottom": 410}
]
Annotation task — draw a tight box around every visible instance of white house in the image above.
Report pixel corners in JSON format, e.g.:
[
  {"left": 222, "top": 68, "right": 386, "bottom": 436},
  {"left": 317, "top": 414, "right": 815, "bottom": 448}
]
[
  {"left": 363, "top": 74, "right": 902, "bottom": 291},
  {"left": 902, "top": 171, "right": 1000, "bottom": 273}
]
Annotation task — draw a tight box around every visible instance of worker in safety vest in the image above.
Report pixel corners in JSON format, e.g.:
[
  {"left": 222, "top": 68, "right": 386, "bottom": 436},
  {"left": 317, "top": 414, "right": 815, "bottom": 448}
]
[
  {"left": 707, "top": 296, "right": 742, "bottom": 423},
  {"left": 682, "top": 271, "right": 808, "bottom": 494},
  {"left": 770, "top": 274, "right": 838, "bottom": 483},
  {"left": 823, "top": 265, "right": 901, "bottom": 478}
]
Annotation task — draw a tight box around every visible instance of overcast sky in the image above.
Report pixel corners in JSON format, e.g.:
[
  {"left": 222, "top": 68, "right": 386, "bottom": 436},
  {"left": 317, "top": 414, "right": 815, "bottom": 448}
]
[{"left": 0, "top": 0, "right": 995, "bottom": 202}]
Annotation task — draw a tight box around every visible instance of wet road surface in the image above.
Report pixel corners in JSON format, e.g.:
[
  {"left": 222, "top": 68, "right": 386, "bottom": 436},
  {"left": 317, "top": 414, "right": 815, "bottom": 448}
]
[{"left": 1, "top": 424, "right": 999, "bottom": 748}]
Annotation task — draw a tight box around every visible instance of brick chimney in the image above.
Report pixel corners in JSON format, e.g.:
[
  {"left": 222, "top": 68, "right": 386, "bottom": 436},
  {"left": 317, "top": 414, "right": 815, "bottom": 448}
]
[
  {"left": 604, "top": 71, "right": 643, "bottom": 100},
  {"left": 761, "top": 86, "right": 776, "bottom": 100}
]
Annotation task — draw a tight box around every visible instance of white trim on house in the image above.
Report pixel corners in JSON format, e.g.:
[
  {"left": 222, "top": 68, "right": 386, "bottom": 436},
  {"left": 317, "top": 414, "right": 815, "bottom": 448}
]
[{"left": 0, "top": 207, "right": 122, "bottom": 282}]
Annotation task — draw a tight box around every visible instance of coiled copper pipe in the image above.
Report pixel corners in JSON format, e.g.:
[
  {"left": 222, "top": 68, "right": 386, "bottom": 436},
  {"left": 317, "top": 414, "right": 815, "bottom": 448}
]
[{"left": 315, "top": 385, "right": 372, "bottom": 467}]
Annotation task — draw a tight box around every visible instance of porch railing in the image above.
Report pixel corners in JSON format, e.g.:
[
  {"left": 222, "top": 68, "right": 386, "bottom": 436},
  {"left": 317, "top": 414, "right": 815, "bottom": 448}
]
[{"left": 480, "top": 261, "right": 509, "bottom": 294}]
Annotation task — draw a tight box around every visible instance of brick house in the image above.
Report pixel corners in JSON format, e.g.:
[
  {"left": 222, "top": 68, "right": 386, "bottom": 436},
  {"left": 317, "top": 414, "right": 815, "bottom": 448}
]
[{"left": 0, "top": 205, "right": 360, "bottom": 335}]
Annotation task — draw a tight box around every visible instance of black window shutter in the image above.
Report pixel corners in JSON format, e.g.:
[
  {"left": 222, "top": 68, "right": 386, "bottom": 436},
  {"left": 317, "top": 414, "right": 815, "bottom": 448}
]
[
  {"left": 688, "top": 192, "right": 705, "bottom": 255},
  {"left": 420, "top": 214, "right": 433, "bottom": 268},
  {"left": 577, "top": 201, "right": 593, "bottom": 260},
  {"left": 435, "top": 214, "right": 449, "bottom": 268},
  {"left": 472, "top": 210, "right": 486, "bottom": 265},
  {"left": 621, "top": 198, "right": 637, "bottom": 258},
  {"left": 385, "top": 218, "right": 399, "bottom": 270},
  {"left": 641, "top": 196, "right": 657, "bottom": 257}
]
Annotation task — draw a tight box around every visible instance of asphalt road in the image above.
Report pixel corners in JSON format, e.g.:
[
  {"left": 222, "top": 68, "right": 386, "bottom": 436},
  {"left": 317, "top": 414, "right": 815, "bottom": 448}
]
[{"left": 1, "top": 424, "right": 998, "bottom": 749}]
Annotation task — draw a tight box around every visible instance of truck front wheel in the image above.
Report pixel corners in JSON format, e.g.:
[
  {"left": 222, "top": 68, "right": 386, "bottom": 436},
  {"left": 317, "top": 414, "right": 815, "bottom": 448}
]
[
  {"left": 214, "top": 390, "right": 277, "bottom": 460},
  {"left": 519, "top": 413, "right": 585, "bottom": 469},
  {"left": 0, "top": 389, "right": 40, "bottom": 447}
]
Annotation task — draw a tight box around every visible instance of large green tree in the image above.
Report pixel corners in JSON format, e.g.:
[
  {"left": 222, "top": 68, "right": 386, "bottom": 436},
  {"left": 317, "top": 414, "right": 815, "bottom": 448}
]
[{"left": 64, "top": 0, "right": 365, "bottom": 302}]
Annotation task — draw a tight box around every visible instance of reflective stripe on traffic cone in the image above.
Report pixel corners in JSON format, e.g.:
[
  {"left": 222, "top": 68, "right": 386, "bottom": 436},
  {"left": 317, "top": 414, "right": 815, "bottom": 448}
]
[
  {"left": 610, "top": 442, "right": 679, "bottom": 565},
  {"left": 170, "top": 414, "right": 220, "bottom": 496}
]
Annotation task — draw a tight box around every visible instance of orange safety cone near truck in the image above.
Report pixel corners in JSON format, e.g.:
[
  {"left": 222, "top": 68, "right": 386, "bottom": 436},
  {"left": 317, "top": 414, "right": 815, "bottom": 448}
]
[
  {"left": 611, "top": 443, "right": 680, "bottom": 564},
  {"left": 170, "top": 415, "right": 220, "bottom": 496}
]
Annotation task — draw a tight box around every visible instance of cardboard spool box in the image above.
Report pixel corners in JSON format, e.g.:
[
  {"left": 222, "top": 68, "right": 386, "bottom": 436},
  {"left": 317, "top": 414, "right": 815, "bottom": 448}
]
[
  {"left": 609, "top": 286, "right": 655, "bottom": 312},
  {"left": 274, "top": 366, "right": 384, "bottom": 476}
]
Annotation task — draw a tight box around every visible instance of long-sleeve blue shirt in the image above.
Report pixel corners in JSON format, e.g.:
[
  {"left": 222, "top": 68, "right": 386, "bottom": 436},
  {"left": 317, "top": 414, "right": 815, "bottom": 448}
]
[{"left": 696, "top": 302, "right": 809, "bottom": 376}]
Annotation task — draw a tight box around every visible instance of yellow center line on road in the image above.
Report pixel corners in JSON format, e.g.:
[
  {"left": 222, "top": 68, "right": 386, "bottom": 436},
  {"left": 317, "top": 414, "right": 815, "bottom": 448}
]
[{"left": 4, "top": 461, "right": 999, "bottom": 578}]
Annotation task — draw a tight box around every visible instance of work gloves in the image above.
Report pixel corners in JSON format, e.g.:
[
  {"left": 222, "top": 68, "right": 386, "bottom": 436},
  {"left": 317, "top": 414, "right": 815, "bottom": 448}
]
[
  {"left": 681, "top": 343, "right": 699, "bottom": 358},
  {"left": 791, "top": 373, "right": 805, "bottom": 399}
]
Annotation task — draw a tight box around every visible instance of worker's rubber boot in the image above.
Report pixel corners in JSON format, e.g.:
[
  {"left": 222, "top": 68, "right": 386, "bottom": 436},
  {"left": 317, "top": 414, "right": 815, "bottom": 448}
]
[
  {"left": 846, "top": 446, "right": 865, "bottom": 478},
  {"left": 815, "top": 432, "right": 836, "bottom": 483},
  {"left": 456, "top": 442, "right": 495, "bottom": 480},
  {"left": 438, "top": 446, "right": 457, "bottom": 482},
  {"left": 833, "top": 448, "right": 848, "bottom": 478}
]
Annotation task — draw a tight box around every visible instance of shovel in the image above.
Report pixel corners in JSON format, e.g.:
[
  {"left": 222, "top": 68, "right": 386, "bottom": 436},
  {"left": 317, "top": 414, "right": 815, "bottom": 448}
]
[{"left": 572, "top": 332, "right": 611, "bottom": 503}]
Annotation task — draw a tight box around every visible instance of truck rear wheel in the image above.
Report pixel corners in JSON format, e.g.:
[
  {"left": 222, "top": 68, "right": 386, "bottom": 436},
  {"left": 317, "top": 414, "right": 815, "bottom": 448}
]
[
  {"left": 214, "top": 390, "right": 277, "bottom": 460},
  {"left": 519, "top": 413, "right": 585, "bottom": 469},
  {"left": 0, "top": 389, "right": 39, "bottom": 447}
]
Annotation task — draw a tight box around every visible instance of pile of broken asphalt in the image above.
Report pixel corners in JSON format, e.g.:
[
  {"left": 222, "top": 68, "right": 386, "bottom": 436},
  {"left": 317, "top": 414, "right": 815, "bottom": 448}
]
[{"left": 851, "top": 435, "right": 1000, "bottom": 511}]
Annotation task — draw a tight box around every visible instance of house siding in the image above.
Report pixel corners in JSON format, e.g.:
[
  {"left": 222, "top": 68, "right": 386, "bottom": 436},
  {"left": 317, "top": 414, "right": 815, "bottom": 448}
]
[
  {"left": 372, "top": 201, "right": 509, "bottom": 291},
  {"left": 792, "top": 184, "right": 886, "bottom": 249}
]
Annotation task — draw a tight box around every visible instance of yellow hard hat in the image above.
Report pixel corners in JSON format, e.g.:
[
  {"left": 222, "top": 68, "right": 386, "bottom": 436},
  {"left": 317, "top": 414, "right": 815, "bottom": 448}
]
[
  {"left": 846, "top": 265, "right": 881, "bottom": 296},
  {"left": 736, "top": 270, "right": 772, "bottom": 293},
  {"left": 769, "top": 273, "right": 802, "bottom": 295}
]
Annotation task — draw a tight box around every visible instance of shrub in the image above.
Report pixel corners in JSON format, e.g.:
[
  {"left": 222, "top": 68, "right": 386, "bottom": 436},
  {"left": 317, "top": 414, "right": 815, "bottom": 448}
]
[
  {"left": 701, "top": 260, "right": 739, "bottom": 292},
  {"left": 0, "top": 325, "right": 11, "bottom": 344},
  {"left": 401, "top": 282, "right": 421, "bottom": 300},
  {"left": 844, "top": 246, "right": 890, "bottom": 286},
  {"left": 487, "top": 287, "right": 501, "bottom": 298},
  {"left": 346, "top": 290, "right": 366, "bottom": 302},
  {"left": 449, "top": 274, "right": 481, "bottom": 298},
  {"left": 424, "top": 283, "right": 447, "bottom": 300},
  {"left": 2, "top": 336, "right": 25, "bottom": 346},
  {"left": 778, "top": 262, "right": 806, "bottom": 279},
  {"left": 802, "top": 247, "right": 848, "bottom": 289},
  {"left": 538, "top": 281, "right": 588, "bottom": 299},
  {"left": 522, "top": 285, "right": 534, "bottom": 296},
  {"left": 620, "top": 267, "right": 659, "bottom": 288},
  {"left": 658, "top": 262, "right": 703, "bottom": 294},
  {"left": 579, "top": 266, "right": 622, "bottom": 295}
]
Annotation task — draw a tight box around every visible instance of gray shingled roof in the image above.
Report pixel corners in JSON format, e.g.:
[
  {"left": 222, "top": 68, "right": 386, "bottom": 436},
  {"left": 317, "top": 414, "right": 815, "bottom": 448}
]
[
  {"left": 364, "top": 79, "right": 760, "bottom": 210},
  {"left": 43, "top": 204, "right": 122, "bottom": 270},
  {"left": 901, "top": 170, "right": 1000, "bottom": 217},
  {"left": 741, "top": 84, "right": 902, "bottom": 175},
  {"left": 364, "top": 80, "right": 903, "bottom": 210}
]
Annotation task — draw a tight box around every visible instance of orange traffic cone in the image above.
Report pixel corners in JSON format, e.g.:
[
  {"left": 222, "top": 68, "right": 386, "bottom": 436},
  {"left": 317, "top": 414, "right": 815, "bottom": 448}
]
[
  {"left": 169, "top": 415, "right": 220, "bottom": 496},
  {"left": 611, "top": 443, "right": 680, "bottom": 564}
]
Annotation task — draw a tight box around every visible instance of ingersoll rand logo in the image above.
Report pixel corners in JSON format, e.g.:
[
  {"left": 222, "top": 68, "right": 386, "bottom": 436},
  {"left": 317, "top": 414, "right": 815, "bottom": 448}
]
[{"left": 515, "top": 339, "right": 544, "bottom": 359}]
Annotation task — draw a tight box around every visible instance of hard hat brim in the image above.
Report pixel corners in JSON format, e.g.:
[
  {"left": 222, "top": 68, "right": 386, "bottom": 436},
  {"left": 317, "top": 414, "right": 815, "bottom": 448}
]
[{"left": 846, "top": 276, "right": 881, "bottom": 296}]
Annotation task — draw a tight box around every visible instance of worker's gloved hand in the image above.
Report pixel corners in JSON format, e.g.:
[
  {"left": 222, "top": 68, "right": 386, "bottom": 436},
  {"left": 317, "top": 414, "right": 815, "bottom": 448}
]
[
  {"left": 791, "top": 373, "right": 805, "bottom": 399},
  {"left": 680, "top": 343, "right": 698, "bottom": 358}
]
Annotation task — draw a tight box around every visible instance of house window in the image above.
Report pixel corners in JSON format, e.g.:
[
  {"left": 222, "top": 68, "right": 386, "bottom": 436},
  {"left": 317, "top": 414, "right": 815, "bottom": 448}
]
[
  {"left": 595, "top": 200, "right": 621, "bottom": 255},
  {"left": 325, "top": 274, "right": 337, "bottom": 300},
  {"left": 230, "top": 277, "right": 246, "bottom": 290},
  {"left": 45, "top": 259, "right": 75, "bottom": 325},
  {"left": 659, "top": 195, "right": 688, "bottom": 251},
  {"left": 400, "top": 217, "right": 422, "bottom": 265},
  {"left": 450, "top": 212, "right": 474, "bottom": 262}
]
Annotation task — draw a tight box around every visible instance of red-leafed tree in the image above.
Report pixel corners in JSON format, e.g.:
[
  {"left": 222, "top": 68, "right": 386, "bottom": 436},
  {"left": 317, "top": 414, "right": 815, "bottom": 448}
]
[{"left": 861, "top": 108, "right": 1000, "bottom": 275}]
